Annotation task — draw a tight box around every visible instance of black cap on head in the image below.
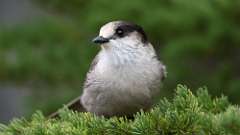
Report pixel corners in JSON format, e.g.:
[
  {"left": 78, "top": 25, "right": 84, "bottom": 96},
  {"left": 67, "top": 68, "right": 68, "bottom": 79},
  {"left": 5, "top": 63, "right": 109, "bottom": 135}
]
[
  {"left": 114, "top": 21, "right": 148, "bottom": 43},
  {"left": 92, "top": 21, "right": 148, "bottom": 45}
]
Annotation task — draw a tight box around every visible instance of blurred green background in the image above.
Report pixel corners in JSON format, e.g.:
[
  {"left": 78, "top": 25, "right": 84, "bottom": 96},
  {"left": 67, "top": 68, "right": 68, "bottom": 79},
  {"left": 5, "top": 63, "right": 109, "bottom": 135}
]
[{"left": 0, "top": 0, "right": 239, "bottom": 123}]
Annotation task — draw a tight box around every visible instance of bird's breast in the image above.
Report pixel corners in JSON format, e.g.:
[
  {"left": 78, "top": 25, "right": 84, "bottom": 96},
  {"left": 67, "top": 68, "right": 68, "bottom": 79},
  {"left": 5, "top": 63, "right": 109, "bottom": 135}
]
[
  {"left": 94, "top": 53, "right": 161, "bottom": 97},
  {"left": 82, "top": 50, "right": 164, "bottom": 116}
]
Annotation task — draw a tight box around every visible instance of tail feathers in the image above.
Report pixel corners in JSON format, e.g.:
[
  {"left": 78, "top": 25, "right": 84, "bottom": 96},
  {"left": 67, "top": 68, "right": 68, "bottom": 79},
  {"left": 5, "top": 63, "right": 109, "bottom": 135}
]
[{"left": 48, "top": 96, "right": 86, "bottom": 118}]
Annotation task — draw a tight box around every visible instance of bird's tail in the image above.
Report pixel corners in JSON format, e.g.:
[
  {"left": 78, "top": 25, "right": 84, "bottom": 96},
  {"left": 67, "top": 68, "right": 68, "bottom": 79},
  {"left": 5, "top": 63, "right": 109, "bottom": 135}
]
[{"left": 48, "top": 96, "right": 86, "bottom": 118}]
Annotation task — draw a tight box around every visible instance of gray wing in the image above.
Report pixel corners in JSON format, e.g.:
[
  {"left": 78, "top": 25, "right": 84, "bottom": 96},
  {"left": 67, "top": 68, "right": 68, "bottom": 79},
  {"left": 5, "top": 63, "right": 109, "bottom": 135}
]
[
  {"left": 83, "top": 53, "right": 100, "bottom": 89},
  {"left": 48, "top": 54, "right": 101, "bottom": 118},
  {"left": 160, "top": 64, "right": 167, "bottom": 81},
  {"left": 148, "top": 61, "right": 167, "bottom": 97}
]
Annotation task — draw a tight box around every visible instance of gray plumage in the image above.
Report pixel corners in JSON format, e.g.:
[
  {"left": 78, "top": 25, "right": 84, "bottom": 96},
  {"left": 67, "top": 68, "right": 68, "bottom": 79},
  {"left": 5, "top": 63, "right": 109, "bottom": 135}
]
[
  {"left": 49, "top": 21, "right": 166, "bottom": 118},
  {"left": 81, "top": 21, "right": 166, "bottom": 117}
]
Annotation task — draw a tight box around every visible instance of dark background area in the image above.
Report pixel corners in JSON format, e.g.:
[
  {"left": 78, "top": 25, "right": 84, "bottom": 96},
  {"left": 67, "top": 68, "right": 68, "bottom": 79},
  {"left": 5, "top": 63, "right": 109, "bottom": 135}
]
[{"left": 0, "top": 0, "right": 239, "bottom": 123}]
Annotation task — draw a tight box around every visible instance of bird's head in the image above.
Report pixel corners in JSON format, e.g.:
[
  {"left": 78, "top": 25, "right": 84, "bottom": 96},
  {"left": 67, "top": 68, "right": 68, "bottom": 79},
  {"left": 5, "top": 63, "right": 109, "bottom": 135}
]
[{"left": 92, "top": 21, "right": 148, "bottom": 50}]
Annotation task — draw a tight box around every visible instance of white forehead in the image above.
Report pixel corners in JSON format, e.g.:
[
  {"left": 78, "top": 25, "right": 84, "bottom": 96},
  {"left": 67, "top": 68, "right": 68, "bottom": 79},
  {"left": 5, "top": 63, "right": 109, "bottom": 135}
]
[{"left": 99, "top": 22, "right": 118, "bottom": 38}]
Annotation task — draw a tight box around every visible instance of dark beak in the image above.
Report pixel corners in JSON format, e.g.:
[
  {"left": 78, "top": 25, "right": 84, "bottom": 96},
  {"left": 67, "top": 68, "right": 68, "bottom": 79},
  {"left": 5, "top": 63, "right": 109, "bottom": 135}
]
[{"left": 92, "top": 36, "right": 109, "bottom": 44}]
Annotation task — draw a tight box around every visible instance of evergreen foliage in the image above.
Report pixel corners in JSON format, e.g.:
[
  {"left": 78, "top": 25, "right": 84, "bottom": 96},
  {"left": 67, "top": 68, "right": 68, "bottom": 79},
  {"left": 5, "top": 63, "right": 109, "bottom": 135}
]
[{"left": 1, "top": 85, "right": 239, "bottom": 135}]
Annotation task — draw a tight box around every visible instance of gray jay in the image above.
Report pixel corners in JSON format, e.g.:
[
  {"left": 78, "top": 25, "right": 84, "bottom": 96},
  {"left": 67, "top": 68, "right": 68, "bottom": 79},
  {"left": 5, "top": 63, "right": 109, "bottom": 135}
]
[{"left": 50, "top": 21, "right": 166, "bottom": 118}]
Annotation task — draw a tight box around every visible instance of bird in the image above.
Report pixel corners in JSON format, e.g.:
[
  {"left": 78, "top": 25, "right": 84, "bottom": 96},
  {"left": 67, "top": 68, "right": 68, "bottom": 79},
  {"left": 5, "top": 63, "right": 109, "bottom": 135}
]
[{"left": 49, "top": 21, "right": 166, "bottom": 118}]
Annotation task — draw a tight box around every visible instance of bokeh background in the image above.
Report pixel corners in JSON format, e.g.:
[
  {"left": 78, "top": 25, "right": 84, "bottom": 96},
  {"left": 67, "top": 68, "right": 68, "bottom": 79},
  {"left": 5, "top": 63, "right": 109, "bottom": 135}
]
[{"left": 0, "top": 0, "right": 239, "bottom": 123}]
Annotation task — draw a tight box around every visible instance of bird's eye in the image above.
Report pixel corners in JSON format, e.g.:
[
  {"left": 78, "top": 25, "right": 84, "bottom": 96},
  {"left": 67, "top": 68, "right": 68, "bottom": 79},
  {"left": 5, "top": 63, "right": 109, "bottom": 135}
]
[{"left": 116, "top": 28, "right": 124, "bottom": 37}]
